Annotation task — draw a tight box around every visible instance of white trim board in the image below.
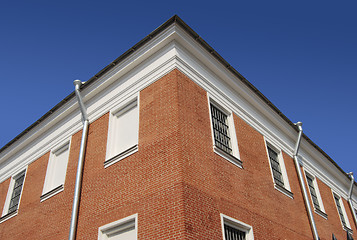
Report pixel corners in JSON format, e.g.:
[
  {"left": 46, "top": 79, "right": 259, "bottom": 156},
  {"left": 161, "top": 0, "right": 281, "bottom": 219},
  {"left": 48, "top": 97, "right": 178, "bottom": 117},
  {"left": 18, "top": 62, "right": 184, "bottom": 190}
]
[{"left": 0, "top": 23, "right": 354, "bottom": 204}]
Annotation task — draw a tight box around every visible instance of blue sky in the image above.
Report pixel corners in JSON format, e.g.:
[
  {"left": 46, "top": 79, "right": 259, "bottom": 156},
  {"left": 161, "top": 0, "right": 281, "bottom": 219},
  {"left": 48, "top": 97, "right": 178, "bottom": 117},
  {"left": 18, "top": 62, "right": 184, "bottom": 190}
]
[{"left": 1, "top": 1, "right": 356, "bottom": 177}]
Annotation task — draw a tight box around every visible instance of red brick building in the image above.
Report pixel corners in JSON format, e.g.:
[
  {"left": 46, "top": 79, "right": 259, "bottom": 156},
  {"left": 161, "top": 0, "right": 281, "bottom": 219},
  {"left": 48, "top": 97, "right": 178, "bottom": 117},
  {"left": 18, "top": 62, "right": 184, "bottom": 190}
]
[{"left": 0, "top": 16, "right": 356, "bottom": 240}]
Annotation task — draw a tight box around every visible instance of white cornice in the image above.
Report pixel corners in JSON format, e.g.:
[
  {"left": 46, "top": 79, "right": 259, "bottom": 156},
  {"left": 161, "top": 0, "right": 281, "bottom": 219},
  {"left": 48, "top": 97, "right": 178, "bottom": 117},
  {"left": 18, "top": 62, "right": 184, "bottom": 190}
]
[{"left": 0, "top": 23, "right": 354, "bottom": 204}]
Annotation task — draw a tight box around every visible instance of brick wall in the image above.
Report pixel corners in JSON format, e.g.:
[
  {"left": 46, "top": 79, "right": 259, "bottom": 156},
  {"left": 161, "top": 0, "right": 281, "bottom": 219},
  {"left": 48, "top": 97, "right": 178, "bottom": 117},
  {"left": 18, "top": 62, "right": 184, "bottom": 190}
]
[
  {"left": 0, "top": 129, "right": 84, "bottom": 240},
  {"left": 176, "top": 68, "right": 312, "bottom": 239},
  {"left": 312, "top": 177, "right": 356, "bottom": 239},
  {"left": 0, "top": 68, "right": 355, "bottom": 239},
  {"left": 75, "top": 69, "right": 186, "bottom": 239}
]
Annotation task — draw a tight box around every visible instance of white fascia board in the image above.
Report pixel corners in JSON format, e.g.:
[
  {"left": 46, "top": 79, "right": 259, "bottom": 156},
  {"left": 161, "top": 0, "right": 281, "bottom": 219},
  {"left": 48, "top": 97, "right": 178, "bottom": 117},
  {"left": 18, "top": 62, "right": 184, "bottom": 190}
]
[
  {"left": 0, "top": 24, "right": 178, "bottom": 159},
  {"left": 299, "top": 138, "right": 352, "bottom": 199},
  {"left": 0, "top": 27, "right": 180, "bottom": 183},
  {"left": 0, "top": 97, "right": 80, "bottom": 161},
  {"left": 172, "top": 27, "right": 355, "bottom": 200},
  {"left": 77, "top": 25, "right": 179, "bottom": 103},
  {"left": 174, "top": 26, "right": 298, "bottom": 139},
  {"left": 0, "top": 22, "right": 354, "bottom": 204},
  {"left": 0, "top": 108, "right": 83, "bottom": 183},
  {"left": 83, "top": 45, "right": 178, "bottom": 125},
  {"left": 173, "top": 27, "right": 297, "bottom": 154}
]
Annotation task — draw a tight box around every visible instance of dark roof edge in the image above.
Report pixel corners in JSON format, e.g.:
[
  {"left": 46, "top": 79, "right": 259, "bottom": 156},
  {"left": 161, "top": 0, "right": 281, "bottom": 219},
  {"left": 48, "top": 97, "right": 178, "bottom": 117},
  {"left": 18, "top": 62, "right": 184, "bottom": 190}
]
[
  {"left": 0, "top": 15, "right": 179, "bottom": 155},
  {"left": 0, "top": 15, "right": 354, "bottom": 186},
  {"left": 173, "top": 16, "right": 353, "bottom": 184}
]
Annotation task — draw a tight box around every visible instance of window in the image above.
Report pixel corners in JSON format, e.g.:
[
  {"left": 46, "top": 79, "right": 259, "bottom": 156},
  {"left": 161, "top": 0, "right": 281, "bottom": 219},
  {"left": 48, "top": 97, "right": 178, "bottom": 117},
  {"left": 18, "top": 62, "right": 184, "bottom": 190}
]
[
  {"left": 105, "top": 98, "right": 139, "bottom": 168},
  {"left": 265, "top": 142, "right": 292, "bottom": 197},
  {"left": 306, "top": 175, "right": 320, "bottom": 209},
  {"left": 333, "top": 193, "right": 351, "bottom": 231},
  {"left": 334, "top": 194, "right": 347, "bottom": 227},
  {"left": 305, "top": 172, "right": 327, "bottom": 218},
  {"left": 347, "top": 231, "right": 354, "bottom": 240},
  {"left": 209, "top": 99, "right": 241, "bottom": 167},
  {"left": 211, "top": 104, "right": 232, "bottom": 155},
  {"left": 41, "top": 141, "right": 70, "bottom": 201},
  {"left": 1, "top": 170, "right": 26, "bottom": 222},
  {"left": 267, "top": 146, "right": 284, "bottom": 187},
  {"left": 98, "top": 214, "right": 137, "bottom": 240},
  {"left": 7, "top": 171, "right": 26, "bottom": 213},
  {"left": 221, "top": 214, "right": 253, "bottom": 240},
  {"left": 224, "top": 224, "right": 246, "bottom": 240}
]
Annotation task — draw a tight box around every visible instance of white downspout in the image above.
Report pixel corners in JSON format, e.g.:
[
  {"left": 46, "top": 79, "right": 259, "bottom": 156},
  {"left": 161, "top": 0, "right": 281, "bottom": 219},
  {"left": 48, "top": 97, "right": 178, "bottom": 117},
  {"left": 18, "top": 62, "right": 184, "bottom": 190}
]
[
  {"left": 68, "top": 80, "right": 89, "bottom": 240},
  {"left": 347, "top": 172, "right": 357, "bottom": 227},
  {"left": 292, "top": 122, "right": 319, "bottom": 240}
]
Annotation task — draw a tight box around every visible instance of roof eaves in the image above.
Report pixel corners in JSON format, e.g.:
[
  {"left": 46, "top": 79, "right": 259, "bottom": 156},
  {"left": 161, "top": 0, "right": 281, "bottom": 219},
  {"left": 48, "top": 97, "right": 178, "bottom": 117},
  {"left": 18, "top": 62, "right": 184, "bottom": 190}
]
[
  {"left": 173, "top": 16, "right": 354, "bottom": 184},
  {"left": 0, "top": 15, "right": 354, "bottom": 186},
  {"left": 0, "top": 15, "right": 179, "bottom": 155}
]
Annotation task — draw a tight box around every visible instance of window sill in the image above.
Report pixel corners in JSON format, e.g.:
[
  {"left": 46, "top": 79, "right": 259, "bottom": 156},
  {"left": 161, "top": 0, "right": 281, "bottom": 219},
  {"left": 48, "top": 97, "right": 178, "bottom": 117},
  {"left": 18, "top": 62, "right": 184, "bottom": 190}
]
[
  {"left": 314, "top": 208, "right": 328, "bottom": 220},
  {"left": 274, "top": 184, "right": 294, "bottom": 199},
  {"left": 214, "top": 146, "right": 242, "bottom": 168},
  {"left": 0, "top": 210, "right": 18, "bottom": 223},
  {"left": 40, "top": 184, "right": 64, "bottom": 202},
  {"left": 343, "top": 226, "right": 353, "bottom": 233},
  {"left": 105, "top": 145, "right": 138, "bottom": 168}
]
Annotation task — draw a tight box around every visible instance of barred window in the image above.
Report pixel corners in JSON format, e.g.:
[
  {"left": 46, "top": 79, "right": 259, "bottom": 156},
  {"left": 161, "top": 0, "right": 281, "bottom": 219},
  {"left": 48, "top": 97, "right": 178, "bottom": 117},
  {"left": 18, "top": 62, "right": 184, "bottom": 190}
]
[
  {"left": 8, "top": 171, "right": 26, "bottom": 213},
  {"left": 224, "top": 224, "right": 246, "bottom": 240},
  {"left": 334, "top": 195, "right": 347, "bottom": 228},
  {"left": 210, "top": 104, "right": 232, "bottom": 155},
  {"left": 306, "top": 175, "right": 320, "bottom": 210},
  {"left": 347, "top": 231, "right": 354, "bottom": 240},
  {"left": 267, "top": 146, "right": 284, "bottom": 187}
]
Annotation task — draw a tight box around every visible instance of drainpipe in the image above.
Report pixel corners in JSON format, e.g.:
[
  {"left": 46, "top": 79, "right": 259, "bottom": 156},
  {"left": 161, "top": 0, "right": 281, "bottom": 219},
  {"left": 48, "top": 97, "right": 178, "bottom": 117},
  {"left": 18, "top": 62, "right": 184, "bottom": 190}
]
[
  {"left": 68, "top": 80, "right": 89, "bottom": 240},
  {"left": 292, "top": 122, "right": 319, "bottom": 240},
  {"left": 347, "top": 172, "right": 357, "bottom": 227}
]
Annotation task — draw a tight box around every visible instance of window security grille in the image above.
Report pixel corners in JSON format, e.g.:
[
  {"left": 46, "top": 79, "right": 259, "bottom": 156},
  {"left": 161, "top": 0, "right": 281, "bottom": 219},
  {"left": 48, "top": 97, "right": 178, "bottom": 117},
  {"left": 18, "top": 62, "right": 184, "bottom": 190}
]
[
  {"left": 267, "top": 146, "right": 284, "bottom": 187},
  {"left": 334, "top": 195, "right": 347, "bottom": 228},
  {"left": 306, "top": 175, "right": 320, "bottom": 210},
  {"left": 347, "top": 231, "right": 354, "bottom": 240},
  {"left": 224, "top": 224, "right": 246, "bottom": 240},
  {"left": 8, "top": 171, "right": 25, "bottom": 213},
  {"left": 210, "top": 104, "right": 232, "bottom": 155}
]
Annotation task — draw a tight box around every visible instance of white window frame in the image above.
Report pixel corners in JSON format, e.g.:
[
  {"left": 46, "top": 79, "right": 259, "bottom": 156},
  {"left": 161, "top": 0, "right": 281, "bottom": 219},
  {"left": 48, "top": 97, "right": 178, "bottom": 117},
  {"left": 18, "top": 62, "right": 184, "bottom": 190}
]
[
  {"left": 41, "top": 139, "right": 71, "bottom": 202},
  {"left": 264, "top": 140, "right": 292, "bottom": 198},
  {"left": 208, "top": 96, "right": 241, "bottom": 168},
  {"left": 98, "top": 213, "right": 138, "bottom": 240},
  {"left": 1, "top": 168, "right": 27, "bottom": 223},
  {"left": 221, "top": 214, "right": 254, "bottom": 240},
  {"left": 332, "top": 191, "right": 352, "bottom": 231},
  {"left": 105, "top": 95, "right": 139, "bottom": 168},
  {"left": 304, "top": 171, "right": 327, "bottom": 219}
]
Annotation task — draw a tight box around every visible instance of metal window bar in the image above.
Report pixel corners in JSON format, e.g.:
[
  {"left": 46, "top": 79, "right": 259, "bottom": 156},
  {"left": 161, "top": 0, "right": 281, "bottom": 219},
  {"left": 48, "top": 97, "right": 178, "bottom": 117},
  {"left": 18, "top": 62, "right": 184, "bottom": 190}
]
[
  {"left": 334, "top": 195, "right": 347, "bottom": 227},
  {"left": 347, "top": 231, "right": 354, "bottom": 240},
  {"left": 224, "top": 224, "right": 246, "bottom": 240},
  {"left": 306, "top": 175, "right": 321, "bottom": 210},
  {"left": 8, "top": 173, "right": 25, "bottom": 213},
  {"left": 211, "top": 105, "right": 232, "bottom": 155},
  {"left": 267, "top": 146, "right": 284, "bottom": 187}
]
